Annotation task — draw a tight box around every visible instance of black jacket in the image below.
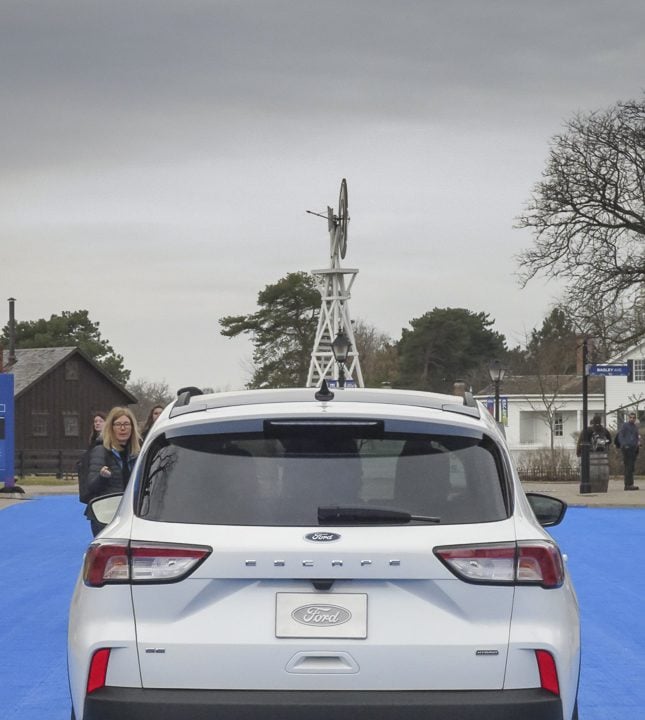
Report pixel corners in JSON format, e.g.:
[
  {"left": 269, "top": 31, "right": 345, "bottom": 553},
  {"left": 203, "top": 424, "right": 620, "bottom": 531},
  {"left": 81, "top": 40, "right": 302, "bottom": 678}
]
[{"left": 86, "top": 443, "right": 137, "bottom": 500}]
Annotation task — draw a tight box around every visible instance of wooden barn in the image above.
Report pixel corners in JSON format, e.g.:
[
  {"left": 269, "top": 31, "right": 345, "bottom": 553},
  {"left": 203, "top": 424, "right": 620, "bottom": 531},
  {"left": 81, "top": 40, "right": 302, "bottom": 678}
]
[{"left": 1, "top": 346, "right": 137, "bottom": 476}]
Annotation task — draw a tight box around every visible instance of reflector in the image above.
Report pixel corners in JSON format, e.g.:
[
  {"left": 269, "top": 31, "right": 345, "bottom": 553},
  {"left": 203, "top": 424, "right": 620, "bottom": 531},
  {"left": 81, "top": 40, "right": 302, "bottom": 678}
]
[
  {"left": 535, "top": 649, "right": 560, "bottom": 695},
  {"left": 87, "top": 648, "right": 111, "bottom": 694}
]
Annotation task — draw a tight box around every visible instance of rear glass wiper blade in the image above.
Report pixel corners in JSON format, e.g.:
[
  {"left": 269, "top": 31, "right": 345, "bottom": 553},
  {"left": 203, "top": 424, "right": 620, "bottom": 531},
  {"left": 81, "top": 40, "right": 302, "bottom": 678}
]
[{"left": 317, "top": 506, "right": 440, "bottom": 525}]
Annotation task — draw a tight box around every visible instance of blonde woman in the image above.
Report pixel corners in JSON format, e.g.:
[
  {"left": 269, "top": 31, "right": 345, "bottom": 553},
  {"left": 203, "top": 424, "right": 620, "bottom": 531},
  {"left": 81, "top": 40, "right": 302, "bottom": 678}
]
[{"left": 85, "top": 406, "right": 141, "bottom": 534}]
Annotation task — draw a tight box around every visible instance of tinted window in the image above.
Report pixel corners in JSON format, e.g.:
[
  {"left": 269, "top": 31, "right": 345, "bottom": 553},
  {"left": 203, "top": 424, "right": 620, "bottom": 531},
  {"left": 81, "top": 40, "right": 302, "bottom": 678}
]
[{"left": 139, "top": 427, "right": 508, "bottom": 526}]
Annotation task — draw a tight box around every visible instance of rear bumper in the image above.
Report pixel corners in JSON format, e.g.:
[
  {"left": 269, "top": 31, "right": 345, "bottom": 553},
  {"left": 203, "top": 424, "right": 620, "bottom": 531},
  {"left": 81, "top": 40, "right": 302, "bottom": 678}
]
[{"left": 83, "top": 687, "right": 564, "bottom": 720}]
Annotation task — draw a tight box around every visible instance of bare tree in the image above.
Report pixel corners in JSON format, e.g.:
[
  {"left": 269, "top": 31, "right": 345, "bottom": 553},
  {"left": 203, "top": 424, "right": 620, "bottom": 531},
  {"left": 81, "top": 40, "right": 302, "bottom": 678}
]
[
  {"left": 351, "top": 319, "right": 398, "bottom": 387},
  {"left": 517, "top": 97, "right": 645, "bottom": 350},
  {"left": 524, "top": 375, "right": 568, "bottom": 453},
  {"left": 559, "top": 295, "right": 638, "bottom": 360},
  {"left": 127, "top": 378, "right": 174, "bottom": 422},
  {"left": 519, "top": 314, "right": 578, "bottom": 455}
]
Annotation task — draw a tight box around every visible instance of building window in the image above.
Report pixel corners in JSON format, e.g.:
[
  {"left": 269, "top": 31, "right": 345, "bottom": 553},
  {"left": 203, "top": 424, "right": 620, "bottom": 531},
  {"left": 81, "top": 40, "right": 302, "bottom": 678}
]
[
  {"left": 31, "top": 412, "right": 49, "bottom": 437},
  {"left": 554, "top": 414, "right": 564, "bottom": 437},
  {"left": 62, "top": 413, "right": 80, "bottom": 437},
  {"left": 633, "top": 359, "right": 645, "bottom": 382},
  {"left": 65, "top": 360, "right": 79, "bottom": 380}
]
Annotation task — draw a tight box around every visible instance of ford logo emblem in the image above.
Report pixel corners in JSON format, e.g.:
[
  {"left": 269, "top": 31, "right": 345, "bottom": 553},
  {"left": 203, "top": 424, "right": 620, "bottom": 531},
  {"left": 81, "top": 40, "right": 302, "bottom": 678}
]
[
  {"left": 292, "top": 604, "right": 352, "bottom": 627},
  {"left": 305, "top": 532, "right": 341, "bottom": 542}
]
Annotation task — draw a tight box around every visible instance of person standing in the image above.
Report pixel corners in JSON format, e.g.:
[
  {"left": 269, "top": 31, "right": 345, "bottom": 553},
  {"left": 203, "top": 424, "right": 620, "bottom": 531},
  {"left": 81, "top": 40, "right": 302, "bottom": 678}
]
[
  {"left": 77, "top": 411, "right": 108, "bottom": 505},
  {"left": 85, "top": 407, "right": 141, "bottom": 534},
  {"left": 616, "top": 411, "right": 641, "bottom": 491},
  {"left": 576, "top": 414, "right": 612, "bottom": 456},
  {"left": 87, "top": 411, "right": 107, "bottom": 448},
  {"left": 141, "top": 404, "right": 164, "bottom": 441}
]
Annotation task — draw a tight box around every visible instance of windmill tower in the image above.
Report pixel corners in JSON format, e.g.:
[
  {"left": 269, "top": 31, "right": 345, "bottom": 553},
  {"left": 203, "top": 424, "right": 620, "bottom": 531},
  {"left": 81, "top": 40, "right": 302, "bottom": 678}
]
[{"left": 306, "top": 179, "right": 364, "bottom": 388}]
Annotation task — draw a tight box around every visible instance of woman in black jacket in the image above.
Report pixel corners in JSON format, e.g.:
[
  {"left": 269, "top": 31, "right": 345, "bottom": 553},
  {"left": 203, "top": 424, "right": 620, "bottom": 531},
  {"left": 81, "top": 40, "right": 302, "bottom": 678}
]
[
  {"left": 141, "top": 404, "right": 164, "bottom": 441},
  {"left": 87, "top": 411, "right": 107, "bottom": 448},
  {"left": 85, "top": 406, "right": 141, "bottom": 535}
]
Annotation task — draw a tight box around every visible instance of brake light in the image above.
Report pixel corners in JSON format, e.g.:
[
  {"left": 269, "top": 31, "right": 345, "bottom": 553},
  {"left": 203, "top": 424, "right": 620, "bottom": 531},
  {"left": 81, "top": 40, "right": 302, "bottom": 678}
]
[
  {"left": 83, "top": 541, "right": 211, "bottom": 587},
  {"left": 434, "top": 540, "right": 564, "bottom": 588},
  {"left": 535, "top": 649, "right": 560, "bottom": 695},
  {"left": 87, "top": 648, "right": 111, "bottom": 694}
]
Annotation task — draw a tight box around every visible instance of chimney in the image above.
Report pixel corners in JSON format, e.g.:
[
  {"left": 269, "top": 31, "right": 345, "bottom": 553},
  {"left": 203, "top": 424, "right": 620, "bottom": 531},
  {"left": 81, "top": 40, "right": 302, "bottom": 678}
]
[
  {"left": 453, "top": 381, "right": 467, "bottom": 397},
  {"left": 8, "top": 297, "right": 16, "bottom": 366}
]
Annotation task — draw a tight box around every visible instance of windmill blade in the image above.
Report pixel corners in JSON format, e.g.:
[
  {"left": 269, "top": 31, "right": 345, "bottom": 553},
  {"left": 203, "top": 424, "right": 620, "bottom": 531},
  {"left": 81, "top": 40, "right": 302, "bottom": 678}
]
[{"left": 338, "top": 178, "right": 349, "bottom": 259}]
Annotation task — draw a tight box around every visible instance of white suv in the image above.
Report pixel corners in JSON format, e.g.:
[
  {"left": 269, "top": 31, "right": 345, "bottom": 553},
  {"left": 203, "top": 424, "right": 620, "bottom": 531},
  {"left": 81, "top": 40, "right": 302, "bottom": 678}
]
[{"left": 68, "top": 386, "right": 580, "bottom": 720}]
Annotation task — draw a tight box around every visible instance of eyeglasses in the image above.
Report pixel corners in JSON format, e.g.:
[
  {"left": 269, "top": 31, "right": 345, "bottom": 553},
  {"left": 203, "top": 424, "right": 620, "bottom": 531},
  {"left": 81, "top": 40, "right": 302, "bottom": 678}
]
[{"left": 113, "top": 421, "right": 132, "bottom": 429}]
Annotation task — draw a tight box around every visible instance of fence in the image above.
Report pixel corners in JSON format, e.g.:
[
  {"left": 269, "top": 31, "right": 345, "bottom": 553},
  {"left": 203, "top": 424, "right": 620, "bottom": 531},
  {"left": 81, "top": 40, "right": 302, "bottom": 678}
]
[
  {"left": 517, "top": 467, "right": 580, "bottom": 483},
  {"left": 16, "top": 449, "right": 85, "bottom": 479}
]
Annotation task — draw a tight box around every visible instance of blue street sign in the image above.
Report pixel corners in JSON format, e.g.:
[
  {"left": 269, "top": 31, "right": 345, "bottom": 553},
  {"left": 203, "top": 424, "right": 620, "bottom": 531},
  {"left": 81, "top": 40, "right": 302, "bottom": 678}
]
[
  {"left": 587, "top": 363, "right": 630, "bottom": 376},
  {"left": 326, "top": 378, "right": 357, "bottom": 389}
]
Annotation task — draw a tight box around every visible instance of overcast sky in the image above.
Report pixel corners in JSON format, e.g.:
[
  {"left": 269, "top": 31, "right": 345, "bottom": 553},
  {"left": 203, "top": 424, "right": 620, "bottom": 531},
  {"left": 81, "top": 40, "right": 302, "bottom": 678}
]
[{"left": 2, "top": 0, "right": 644, "bottom": 393}]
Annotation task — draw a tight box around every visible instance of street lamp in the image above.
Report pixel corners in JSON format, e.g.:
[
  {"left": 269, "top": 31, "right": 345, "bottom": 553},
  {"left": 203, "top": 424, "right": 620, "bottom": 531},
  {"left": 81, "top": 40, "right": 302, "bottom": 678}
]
[
  {"left": 488, "top": 359, "right": 507, "bottom": 422},
  {"left": 331, "top": 331, "right": 351, "bottom": 388}
]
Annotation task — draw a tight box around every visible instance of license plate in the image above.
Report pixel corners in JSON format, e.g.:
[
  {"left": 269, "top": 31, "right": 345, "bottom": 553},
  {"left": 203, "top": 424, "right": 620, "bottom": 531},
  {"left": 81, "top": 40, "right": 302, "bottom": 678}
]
[{"left": 276, "top": 592, "right": 367, "bottom": 639}]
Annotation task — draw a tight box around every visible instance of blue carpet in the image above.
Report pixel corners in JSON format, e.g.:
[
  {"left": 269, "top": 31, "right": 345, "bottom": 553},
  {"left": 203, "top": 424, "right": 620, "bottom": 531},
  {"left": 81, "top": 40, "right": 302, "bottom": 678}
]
[
  {"left": 550, "top": 507, "right": 645, "bottom": 719},
  {"left": 0, "top": 496, "right": 89, "bottom": 720},
  {"left": 1, "top": 497, "right": 644, "bottom": 719}
]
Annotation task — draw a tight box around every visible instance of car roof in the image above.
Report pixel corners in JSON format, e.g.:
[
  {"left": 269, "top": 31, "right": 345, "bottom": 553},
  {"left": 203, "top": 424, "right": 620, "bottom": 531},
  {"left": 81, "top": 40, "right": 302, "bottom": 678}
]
[{"left": 168, "top": 386, "right": 482, "bottom": 422}]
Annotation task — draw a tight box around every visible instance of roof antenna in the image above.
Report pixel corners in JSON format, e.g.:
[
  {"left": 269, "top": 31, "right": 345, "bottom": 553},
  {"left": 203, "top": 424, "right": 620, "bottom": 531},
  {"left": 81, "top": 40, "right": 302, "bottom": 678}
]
[{"left": 315, "top": 379, "right": 335, "bottom": 402}]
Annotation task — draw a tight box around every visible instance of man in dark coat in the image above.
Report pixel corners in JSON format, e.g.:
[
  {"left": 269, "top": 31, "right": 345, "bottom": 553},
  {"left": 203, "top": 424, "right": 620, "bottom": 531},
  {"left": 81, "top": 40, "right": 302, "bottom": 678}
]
[{"left": 616, "top": 411, "right": 641, "bottom": 491}]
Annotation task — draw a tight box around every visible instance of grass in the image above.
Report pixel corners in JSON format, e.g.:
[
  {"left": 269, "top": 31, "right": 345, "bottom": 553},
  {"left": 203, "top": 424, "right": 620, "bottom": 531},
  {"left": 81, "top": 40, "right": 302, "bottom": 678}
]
[{"left": 12, "top": 476, "right": 77, "bottom": 486}]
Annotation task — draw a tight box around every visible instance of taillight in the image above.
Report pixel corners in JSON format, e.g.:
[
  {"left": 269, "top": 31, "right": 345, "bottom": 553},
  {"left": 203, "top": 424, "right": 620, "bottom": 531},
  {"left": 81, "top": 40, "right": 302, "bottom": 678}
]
[
  {"left": 434, "top": 540, "right": 564, "bottom": 588},
  {"left": 516, "top": 541, "right": 565, "bottom": 587},
  {"left": 87, "top": 648, "right": 111, "bottom": 694},
  {"left": 83, "top": 540, "right": 211, "bottom": 587},
  {"left": 535, "top": 649, "right": 560, "bottom": 695},
  {"left": 129, "top": 543, "right": 211, "bottom": 582},
  {"left": 83, "top": 540, "right": 129, "bottom": 587}
]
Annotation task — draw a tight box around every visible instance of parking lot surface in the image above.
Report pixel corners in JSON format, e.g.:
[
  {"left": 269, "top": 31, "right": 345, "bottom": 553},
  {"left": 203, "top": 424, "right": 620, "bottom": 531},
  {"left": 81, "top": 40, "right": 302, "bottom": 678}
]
[{"left": 0, "top": 493, "right": 644, "bottom": 719}]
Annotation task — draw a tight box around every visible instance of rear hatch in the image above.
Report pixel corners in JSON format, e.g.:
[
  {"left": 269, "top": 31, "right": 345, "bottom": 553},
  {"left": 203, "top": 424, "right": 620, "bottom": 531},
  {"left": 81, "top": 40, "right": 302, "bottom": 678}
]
[{"left": 129, "top": 413, "right": 516, "bottom": 690}]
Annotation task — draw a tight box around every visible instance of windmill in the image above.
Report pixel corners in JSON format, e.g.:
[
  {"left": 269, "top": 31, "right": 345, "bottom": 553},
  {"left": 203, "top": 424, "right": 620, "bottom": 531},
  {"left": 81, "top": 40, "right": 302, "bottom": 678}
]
[{"left": 306, "top": 179, "right": 364, "bottom": 388}]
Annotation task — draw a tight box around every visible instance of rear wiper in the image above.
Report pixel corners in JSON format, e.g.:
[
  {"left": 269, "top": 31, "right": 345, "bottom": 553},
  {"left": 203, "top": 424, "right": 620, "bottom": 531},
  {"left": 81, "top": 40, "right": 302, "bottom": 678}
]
[{"left": 318, "top": 505, "right": 440, "bottom": 525}]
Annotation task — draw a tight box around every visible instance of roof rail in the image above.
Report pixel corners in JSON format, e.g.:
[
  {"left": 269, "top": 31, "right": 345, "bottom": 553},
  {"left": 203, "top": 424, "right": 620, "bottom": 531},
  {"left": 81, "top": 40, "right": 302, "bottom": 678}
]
[
  {"left": 168, "top": 387, "right": 481, "bottom": 420},
  {"left": 463, "top": 391, "right": 477, "bottom": 408},
  {"left": 174, "top": 386, "right": 204, "bottom": 409}
]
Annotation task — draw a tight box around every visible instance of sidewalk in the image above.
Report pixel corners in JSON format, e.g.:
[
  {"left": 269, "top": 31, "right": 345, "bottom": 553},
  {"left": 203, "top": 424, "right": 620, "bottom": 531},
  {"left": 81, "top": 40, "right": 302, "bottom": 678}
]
[
  {"left": 522, "top": 476, "right": 645, "bottom": 508},
  {"left": 2, "top": 477, "right": 645, "bottom": 510},
  {"left": 0, "top": 482, "right": 77, "bottom": 510}
]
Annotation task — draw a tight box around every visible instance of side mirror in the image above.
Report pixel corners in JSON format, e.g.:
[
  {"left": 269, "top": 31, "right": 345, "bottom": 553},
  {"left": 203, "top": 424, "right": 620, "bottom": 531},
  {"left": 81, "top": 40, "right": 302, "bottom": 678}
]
[
  {"left": 526, "top": 492, "right": 567, "bottom": 527},
  {"left": 87, "top": 493, "right": 124, "bottom": 528}
]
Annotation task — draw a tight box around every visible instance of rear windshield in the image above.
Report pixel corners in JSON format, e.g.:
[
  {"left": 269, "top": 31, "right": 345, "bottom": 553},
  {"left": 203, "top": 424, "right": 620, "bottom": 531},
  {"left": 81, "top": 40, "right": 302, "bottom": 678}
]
[{"left": 138, "top": 423, "right": 508, "bottom": 526}]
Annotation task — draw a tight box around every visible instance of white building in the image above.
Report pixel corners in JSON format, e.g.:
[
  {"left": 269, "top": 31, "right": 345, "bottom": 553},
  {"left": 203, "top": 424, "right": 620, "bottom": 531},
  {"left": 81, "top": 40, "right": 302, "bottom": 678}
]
[
  {"left": 605, "top": 340, "right": 645, "bottom": 424},
  {"left": 472, "top": 343, "right": 645, "bottom": 469},
  {"left": 475, "top": 375, "right": 605, "bottom": 462}
]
